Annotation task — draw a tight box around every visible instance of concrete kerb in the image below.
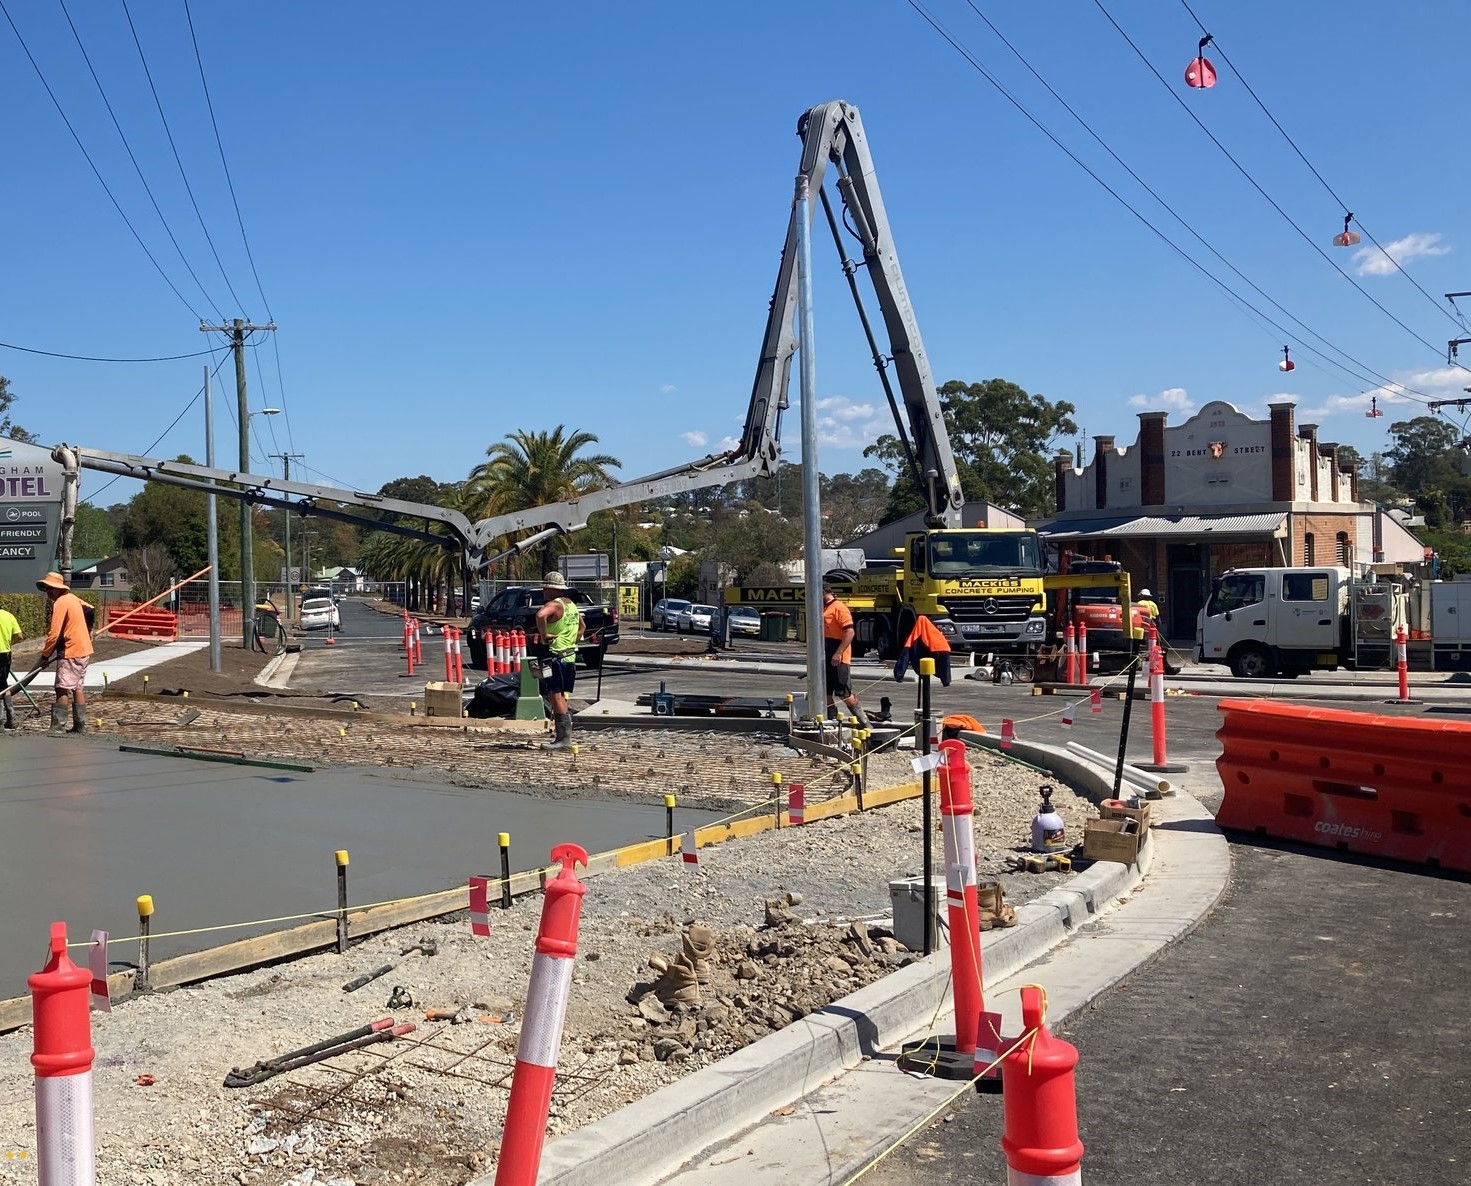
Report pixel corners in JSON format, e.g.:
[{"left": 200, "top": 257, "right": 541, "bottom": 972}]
[{"left": 517, "top": 740, "right": 1162, "bottom": 1186}]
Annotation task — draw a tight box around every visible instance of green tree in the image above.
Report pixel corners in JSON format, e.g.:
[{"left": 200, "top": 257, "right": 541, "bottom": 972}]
[
  {"left": 865, "top": 378, "right": 1076, "bottom": 520},
  {"left": 821, "top": 468, "right": 893, "bottom": 545},
  {"left": 1385, "top": 417, "right": 1461, "bottom": 498},
  {"left": 699, "top": 505, "right": 800, "bottom": 582},
  {"left": 465, "top": 427, "right": 620, "bottom": 575},
  {"left": 73, "top": 503, "right": 118, "bottom": 558},
  {"left": 0, "top": 376, "right": 36, "bottom": 443}
]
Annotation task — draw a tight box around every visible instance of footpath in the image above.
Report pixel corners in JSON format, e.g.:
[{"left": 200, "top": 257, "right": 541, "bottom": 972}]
[{"left": 508, "top": 739, "right": 1230, "bottom": 1186}]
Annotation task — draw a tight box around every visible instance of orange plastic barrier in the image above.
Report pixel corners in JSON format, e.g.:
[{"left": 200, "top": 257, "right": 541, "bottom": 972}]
[
  {"left": 1216, "top": 699, "right": 1471, "bottom": 873},
  {"left": 105, "top": 605, "right": 179, "bottom": 642}
]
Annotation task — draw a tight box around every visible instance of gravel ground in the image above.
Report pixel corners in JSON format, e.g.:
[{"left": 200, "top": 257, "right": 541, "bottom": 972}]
[{"left": 0, "top": 731, "right": 1098, "bottom": 1186}]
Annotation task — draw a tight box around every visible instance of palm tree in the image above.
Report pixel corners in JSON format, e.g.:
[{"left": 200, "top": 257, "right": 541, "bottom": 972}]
[{"left": 466, "top": 427, "right": 621, "bottom": 576}]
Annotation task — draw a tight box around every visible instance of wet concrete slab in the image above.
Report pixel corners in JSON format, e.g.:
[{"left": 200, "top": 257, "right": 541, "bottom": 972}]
[{"left": 0, "top": 735, "right": 717, "bottom": 999}]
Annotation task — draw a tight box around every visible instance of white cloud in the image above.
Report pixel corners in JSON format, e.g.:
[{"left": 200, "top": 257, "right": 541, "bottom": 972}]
[
  {"left": 679, "top": 430, "right": 708, "bottom": 448},
  {"left": 1353, "top": 232, "right": 1450, "bottom": 277},
  {"left": 1298, "top": 366, "right": 1461, "bottom": 420},
  {"left": 716, "top": 435, "right": 741, "bottom": 452},
  {"left": 788, "top": 395, "right": 890, "bottom": 449},
  {"left": 1127, "top": 387, "right": 1195, "bottom": 413},
  {"left": 660, "top": 383, "right": 677, "bottom": 395}
]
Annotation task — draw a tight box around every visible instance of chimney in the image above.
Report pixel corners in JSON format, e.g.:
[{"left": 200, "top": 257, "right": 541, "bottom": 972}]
[
  {"left": 1054, "top": 450, "right": 1074, "bottom": 513},
  {"left": 1269, "top": 402, "right": 1295, "bottom": 502},
  {"left": 1298, "top": 424, "right": 1319, "bottom": 501},
  {"left": 1321, "top": 443, "right": 1340, "bottom": 503},
  {"left": 1093, "top": 435, "right": 1115, "bottom": 510},
  {"left": 1138, "top": 413, "right": 1167, "bottom": 506}
]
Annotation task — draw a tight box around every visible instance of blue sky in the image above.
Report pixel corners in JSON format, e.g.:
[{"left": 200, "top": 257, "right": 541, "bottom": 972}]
[{"left": 2, "top": 1, "right": 1467, "bottom": 510}]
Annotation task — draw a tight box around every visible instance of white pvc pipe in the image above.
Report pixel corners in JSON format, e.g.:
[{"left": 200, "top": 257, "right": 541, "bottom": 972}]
[{"left": 1065, "top": 741, "right": 1171, "bottom": 796}]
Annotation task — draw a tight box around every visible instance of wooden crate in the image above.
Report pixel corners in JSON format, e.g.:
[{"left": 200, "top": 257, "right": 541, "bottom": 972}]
[
  {"left": 1082, "top": 818, "right": 1144, "bottom": 865},
  {"left": 1100, "top": 800, "right": 1152, "bottom": 833}
]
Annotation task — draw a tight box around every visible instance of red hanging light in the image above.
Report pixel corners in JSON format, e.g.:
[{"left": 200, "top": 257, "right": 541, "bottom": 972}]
[
  {"left": 1332, "top": 212, "right": 1362, "bottom": 248},
  {"left": 1366, "top": 395, "right": 1383, "bottom": 419},
  {"left": 1185, "top": 36, "right": 1217, "bottom": 88},
  {"left": 1278, "top": 346, "right": 1295, "bottom": 373}
]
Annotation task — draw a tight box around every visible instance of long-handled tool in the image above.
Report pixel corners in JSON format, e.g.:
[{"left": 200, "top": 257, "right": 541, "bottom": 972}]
[
  {"left": 1, "top": 655, "right": 54, "bottom": 703},
  {"left": 2, "top": 667, "right": 41, "bottom": 714},
  {"left": 224, "top": 1017, "right": 415, "bottom": 1088},
  {"left": 341, "top": 936, "right": 438, "bottom": 993}
]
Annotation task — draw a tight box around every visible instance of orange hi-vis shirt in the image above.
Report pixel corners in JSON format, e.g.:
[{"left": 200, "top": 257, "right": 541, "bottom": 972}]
[
  {"left": 44, "top": 592, "right": 95, "bottom": 660},
  {"left": 822, "top": 597, "right": 854, "bottom": 665}
]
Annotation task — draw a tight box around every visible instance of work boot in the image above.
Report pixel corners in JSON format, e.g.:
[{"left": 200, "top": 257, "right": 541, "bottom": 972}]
[
  {"left": 681, "top": 923, "right": 716, "bottom": 985},
  {"left": 49, "top": 702, "right": 68, "bottom": 734},
  {"left": 850, "top": 702, "right": 871, "bottom": 729},
  {"left": 3, "top": 699, "right": 14, "bottom": 730},
  {"left": 975, "top": 882, "right": 1018, "bottom": 930},
  {"left": 542, "top": 713, "right": 573, "bottom": 751},
  {"left": 652, "top": 954, "right": 701, "bottom": 1007},
  {"left": 68, "top": 703, "right": 87, "bottom": 735}
]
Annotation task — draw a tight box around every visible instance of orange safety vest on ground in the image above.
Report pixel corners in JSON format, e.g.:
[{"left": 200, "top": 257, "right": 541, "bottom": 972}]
[
  {"left": 45, "top": 592, "right": 95, "bottom": 660},
  {"left": 894, "top": 616, "right": 952, "bottom": 686}
]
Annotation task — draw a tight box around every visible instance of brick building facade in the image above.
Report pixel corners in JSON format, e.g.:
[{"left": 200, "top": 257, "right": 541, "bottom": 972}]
[{"left": 1039, "top": 400, "right": 1366, "bottom": 639}]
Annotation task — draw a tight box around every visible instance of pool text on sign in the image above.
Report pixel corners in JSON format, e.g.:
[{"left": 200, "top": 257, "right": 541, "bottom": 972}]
[{"left": 0, "top": 438, "right": 67, "bottom": 592}]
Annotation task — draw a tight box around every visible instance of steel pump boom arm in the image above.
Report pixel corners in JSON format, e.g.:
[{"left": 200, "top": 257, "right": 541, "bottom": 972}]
[
  {"left": 786, "top": 100, "right": 963, "bottom": 528},
  {"left": 57, "top": 99, "right": 959, "bottom": 571}
]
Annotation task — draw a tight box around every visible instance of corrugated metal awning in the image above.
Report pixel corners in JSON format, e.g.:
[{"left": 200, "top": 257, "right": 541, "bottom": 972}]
[{"left": 1039, "top": 513, "right": 1287, "bottom": 540}]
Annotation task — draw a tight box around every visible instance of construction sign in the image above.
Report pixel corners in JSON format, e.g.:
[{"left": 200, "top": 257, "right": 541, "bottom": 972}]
[{"left": 617, "top": 583, "right": 641, "bottom": 620}]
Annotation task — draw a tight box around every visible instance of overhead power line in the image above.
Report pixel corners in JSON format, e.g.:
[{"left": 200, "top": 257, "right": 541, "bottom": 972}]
[
  {"left": 0, "top": 0, "right": 204, "bottom": 319},
  {"left": 0, "top": 340, "right": 218, "bottom": 362},
  {"left": 904, "top": 1, "right": 1444, "bottom": 409},
  {"left": 1177, "top": 0, "right": 1464, "bottom": 333},
  {"left": 1092, "top": 0, "right": 1470, "bottom": 376}
]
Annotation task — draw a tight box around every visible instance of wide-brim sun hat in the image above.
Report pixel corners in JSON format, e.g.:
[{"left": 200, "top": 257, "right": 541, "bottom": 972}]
[
  {"left": 542, "top": 572, "right": 569, "bottom": 589},
  {"left": 36, "top": 571, "right": 68, "bottom": 593},
  {"left": 1138, "top": 589, "right": 1152, "bottom": 598}
]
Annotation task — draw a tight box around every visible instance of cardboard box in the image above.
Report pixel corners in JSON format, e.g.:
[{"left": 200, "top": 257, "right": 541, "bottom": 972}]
[
  {"left": 424, "top": 680, "right": 464, "bottom": 719},
  {"left": 1082, "top": 818, "right": 1144, "bottom": 865},
  {"left": 1100, "top": 800, "right": 1152, "bottom": 833}
]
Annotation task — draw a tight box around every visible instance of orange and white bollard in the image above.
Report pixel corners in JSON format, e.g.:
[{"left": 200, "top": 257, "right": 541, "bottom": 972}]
[
  {"left": 444, "top": 627, "right": 455, "bottom": 681},
  {"left": 30, "top": 922, "right": 96, "bottom": 1185},
  {"left": 497, "top": 630, "right": 509, "bottom": 675},
  {"left": 403, "top": 621, "right": 415, "bottom": 676},
  {"left": 1077, "top": 621, "right": 1087, "bottom": 682},
  {"left": 495, "top": 844, "right": 589, "bottom": 1186},
  {"left": 511, "top": 628, "right": 524, "bottom": 672},
  {"left": 453, "top": 628, "right": 464, "bottom": 683},
  {"left": 1064, "top": 623, "right": 1077, "bottom": 685},
  {"left": 413, "top": 620, "right": 423, "bottom": 666},
  {"left": 1001, "top": 985, "right": 1084, "bottom": 1185},
  {"left": 898, "top": 739, "right": 1000, "bottom": 1081},
  {"left": 1139, "top": 640, "right": 1187, "bottom": 774},
  {"left": 1384, "top": 625, "right": 1420, "bottom": 706}
]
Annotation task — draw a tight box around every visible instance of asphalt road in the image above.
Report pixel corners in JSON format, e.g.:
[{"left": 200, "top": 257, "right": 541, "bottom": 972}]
[{"left": 858, "top": 835, "right": 1471, "bottom": 1185}]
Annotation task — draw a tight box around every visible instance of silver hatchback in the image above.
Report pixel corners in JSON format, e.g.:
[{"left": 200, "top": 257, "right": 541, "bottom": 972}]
[{"left": 652, "top": 598, "right": 692, "bottom": 631}]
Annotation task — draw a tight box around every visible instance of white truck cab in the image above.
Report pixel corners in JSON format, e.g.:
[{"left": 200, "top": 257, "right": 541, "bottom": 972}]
[{"left": 1196, "top": 566, "right": 1351, "bottom": 678}]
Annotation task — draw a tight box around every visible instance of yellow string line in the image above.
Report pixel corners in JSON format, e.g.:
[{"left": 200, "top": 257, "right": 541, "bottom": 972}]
[{"left": 837, "top": 1023, "right": 1040, "bottom": 1186}]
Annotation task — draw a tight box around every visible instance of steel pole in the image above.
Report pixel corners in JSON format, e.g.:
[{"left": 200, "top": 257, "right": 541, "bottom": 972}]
[
  {"left": 233, "top": 319, "right": 254, "bottom": 651},
  {"left": 205, "top": 367, "right": 221, "bottom": 672},
  {"left": 795, "top": 173, "right": 826, "bottom": 722}
]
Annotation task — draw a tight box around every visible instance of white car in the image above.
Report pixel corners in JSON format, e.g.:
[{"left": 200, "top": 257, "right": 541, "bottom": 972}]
[
  {"left": 677, "top": 604, "right": 717, "bottom": 634},
  {"left": 299, "top": 596, "right": 340, "bottom": 631}
]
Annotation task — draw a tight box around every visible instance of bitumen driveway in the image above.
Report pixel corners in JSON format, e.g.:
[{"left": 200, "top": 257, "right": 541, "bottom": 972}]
[{"left": 857, "top": 835, "right": 1471, "bottom": 1185}]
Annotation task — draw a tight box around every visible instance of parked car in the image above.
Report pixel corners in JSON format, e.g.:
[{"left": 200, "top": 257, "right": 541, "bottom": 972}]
[
  {"left": 299, "top": 596, "right": 340, "bottom": 631},
  {"left": 676, "top": 604, "right": 717, "bottom": 634},
  {"left": 727, "top": 605, "right": 761, "bottom": 637},
  {"left": 651, "top": 598, "right": 692, "bottom": 632},
  {"left": 467, "top": 586, "right": 619, "bottom": 670}
]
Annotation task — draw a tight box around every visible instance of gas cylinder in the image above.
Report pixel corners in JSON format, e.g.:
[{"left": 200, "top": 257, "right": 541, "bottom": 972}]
[{"left": 1031, "top": 785, "right": 1067, "bottom": 853}]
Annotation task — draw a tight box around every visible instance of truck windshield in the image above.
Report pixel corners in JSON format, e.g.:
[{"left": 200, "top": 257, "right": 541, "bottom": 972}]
[
  {"left": 1206, "top": 573, "right": 1265, "bottom": 616},
  {"left": 928, "top": 531, "right": 1042, "bottom": 576}
]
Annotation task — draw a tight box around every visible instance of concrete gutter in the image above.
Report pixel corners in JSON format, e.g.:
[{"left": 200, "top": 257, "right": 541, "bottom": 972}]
[
  {"left": 496, "top": 736, "right": 1199, "bottom": 1186},
  {"left": 522, "top": 854, "right": 1144, "bottom": 1186}
]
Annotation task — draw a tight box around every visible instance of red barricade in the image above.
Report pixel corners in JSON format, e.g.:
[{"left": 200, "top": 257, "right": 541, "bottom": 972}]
[
  {"left": 106, "top": 605, "right": 178, "bottom": 641},
  {"left": 1216, "top": 699, "right": 1471, "bottom": 872}
]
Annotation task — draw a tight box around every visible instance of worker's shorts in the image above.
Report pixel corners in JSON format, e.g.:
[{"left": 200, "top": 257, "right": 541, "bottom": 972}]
[
  {"left": 0, "top": 652, "right": 11, "bottom": 684},
  {"left": 542, "top": 656, "right": 577, "bottom": 698},
  {"left": 826, "top": 661, "right": 853, "bottom": 699},
  {"left": 56, "top": 657, "right": 89, "bottom": 692}
]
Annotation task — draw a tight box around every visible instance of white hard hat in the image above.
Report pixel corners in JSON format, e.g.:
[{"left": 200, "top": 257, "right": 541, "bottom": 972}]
[{"left": 1138, "top": 588, "right": 1152, "bottom": 598}]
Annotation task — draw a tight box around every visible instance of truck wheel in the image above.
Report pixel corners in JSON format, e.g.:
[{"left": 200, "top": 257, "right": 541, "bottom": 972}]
[{"left": 1230, "top": 645, "right": 1273, "bottom": 679}]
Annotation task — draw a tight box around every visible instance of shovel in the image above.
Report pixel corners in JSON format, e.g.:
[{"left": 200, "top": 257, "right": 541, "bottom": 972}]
[{"left": 341, "top": 936, "right": 438, "bottom": 993}]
